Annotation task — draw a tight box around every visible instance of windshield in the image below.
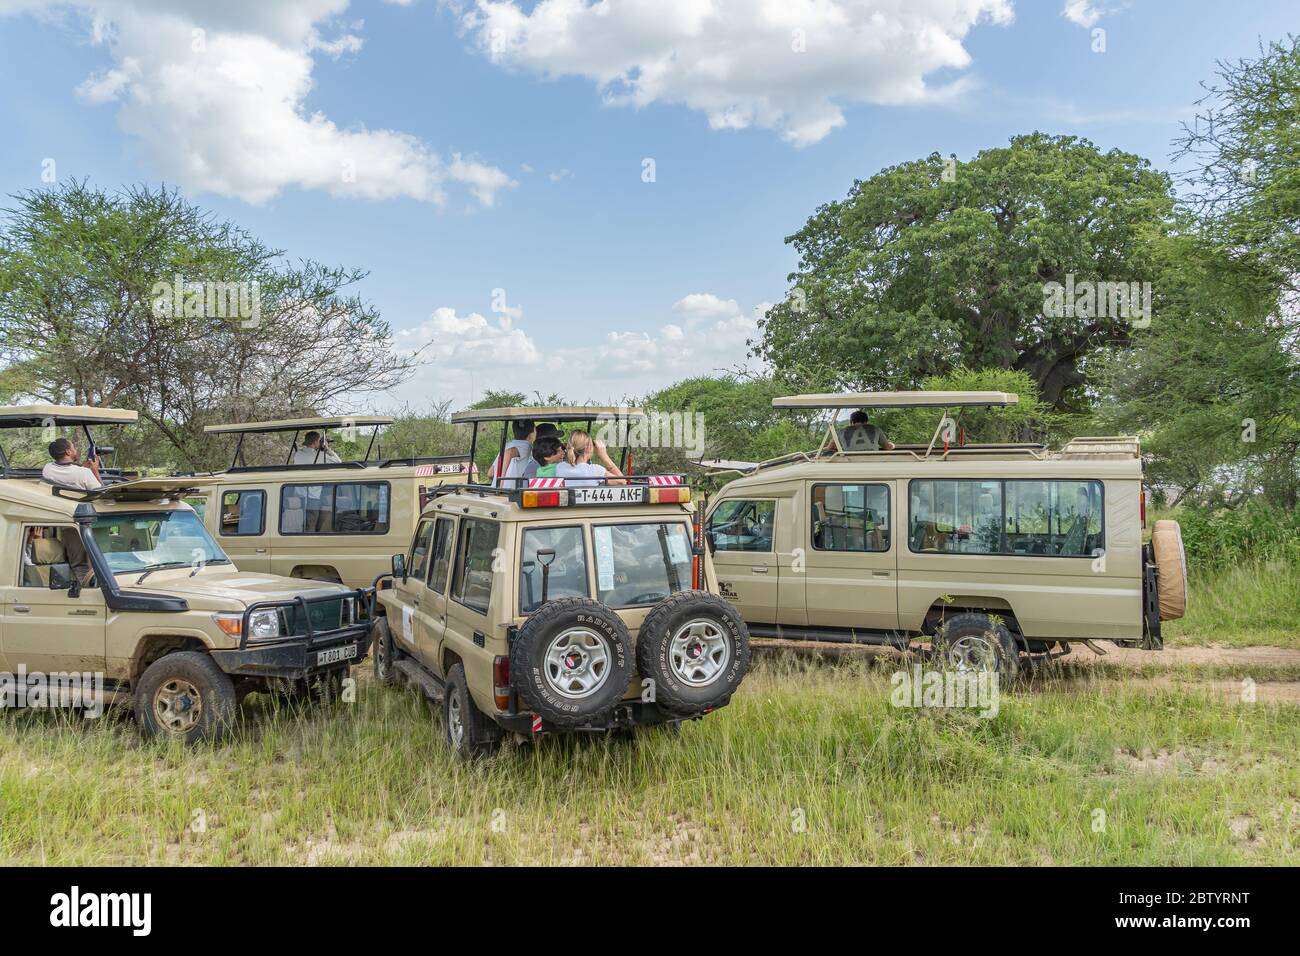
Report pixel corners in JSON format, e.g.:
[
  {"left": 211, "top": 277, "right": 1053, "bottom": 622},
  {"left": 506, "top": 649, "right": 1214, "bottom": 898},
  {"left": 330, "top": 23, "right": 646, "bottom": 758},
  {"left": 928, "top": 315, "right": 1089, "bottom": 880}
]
[
  {"left": 90, "top": 510, "right": 230, "bottom": 575},
  {"left": 593, "top": 522, "right": 692, "bottom": 608}
]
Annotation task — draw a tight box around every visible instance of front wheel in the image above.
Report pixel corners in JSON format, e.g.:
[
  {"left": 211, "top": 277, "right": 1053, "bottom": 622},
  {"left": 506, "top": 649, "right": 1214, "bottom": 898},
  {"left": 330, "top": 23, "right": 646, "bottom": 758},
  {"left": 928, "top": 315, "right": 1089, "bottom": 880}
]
[
  {"left": 372, "top": 617, "right": 399, "bottom": 686},
  {"left": 136, "top": 651, "right": 238, "bottom": 743}
]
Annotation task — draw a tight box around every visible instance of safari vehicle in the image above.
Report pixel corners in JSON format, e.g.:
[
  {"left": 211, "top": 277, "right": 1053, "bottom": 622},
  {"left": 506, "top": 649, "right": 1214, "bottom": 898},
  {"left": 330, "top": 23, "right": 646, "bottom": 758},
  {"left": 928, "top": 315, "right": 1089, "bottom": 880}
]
[
  {"left": 703, "top": 391, "right": 1187, "bottom": 678},
  {"left": 0, "top": 404, "right": 140, "bottom": 483},
  {"left": 193, "top": 416, "right": 473, "bottom": 589},
  {"left": 370, "top": 406, "right": 751, "bottom": 759},
  {"left": 0, "top": 474, "right": 372, "bottom": 742}
]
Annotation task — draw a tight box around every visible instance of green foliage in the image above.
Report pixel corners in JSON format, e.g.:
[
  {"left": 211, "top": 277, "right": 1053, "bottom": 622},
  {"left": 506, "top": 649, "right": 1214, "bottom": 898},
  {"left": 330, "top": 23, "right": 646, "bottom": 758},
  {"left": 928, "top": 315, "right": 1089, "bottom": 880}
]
[
  {"left": 873, "top": 367, "right": 1055, "bottom": 445},
  {"left": 1174, "top": 502, "right": 1300, "bottom": 568},
  {"left": 755, "top": 133, "right": 1177, "bottom": 410}
]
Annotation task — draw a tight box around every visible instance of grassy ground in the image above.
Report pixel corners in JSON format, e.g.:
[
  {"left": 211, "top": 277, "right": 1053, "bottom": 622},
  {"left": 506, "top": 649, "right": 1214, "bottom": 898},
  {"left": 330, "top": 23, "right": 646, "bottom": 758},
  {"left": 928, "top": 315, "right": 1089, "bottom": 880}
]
[
  {"left": 2, "top": 653, "right": 1297, "bottom": 866},
  {"left": 1163, "top": 560, "right": 1300, "bottom": 649}
]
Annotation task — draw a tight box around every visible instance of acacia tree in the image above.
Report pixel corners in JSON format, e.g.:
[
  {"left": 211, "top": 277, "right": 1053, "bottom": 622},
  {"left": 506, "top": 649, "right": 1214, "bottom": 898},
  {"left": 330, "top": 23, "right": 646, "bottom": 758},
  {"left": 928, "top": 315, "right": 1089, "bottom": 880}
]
[
  {"left": 0, "top": 182, "right": 420, "bottom": 470},
  {"left": 754, "top": 133, "right": 1177, "bottom": 411}
]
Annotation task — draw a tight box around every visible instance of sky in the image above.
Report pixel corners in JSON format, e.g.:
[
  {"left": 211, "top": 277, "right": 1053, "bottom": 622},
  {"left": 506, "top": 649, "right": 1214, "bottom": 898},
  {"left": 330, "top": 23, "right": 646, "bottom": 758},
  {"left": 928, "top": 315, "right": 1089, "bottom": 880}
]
[{"left": 0, "top": 0, "right": 1295, "bottom": 412}]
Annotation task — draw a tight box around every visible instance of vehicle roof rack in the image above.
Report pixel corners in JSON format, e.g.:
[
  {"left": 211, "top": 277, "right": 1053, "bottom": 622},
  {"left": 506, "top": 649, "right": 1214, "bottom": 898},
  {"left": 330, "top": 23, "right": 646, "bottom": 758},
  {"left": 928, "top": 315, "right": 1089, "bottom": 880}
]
[
  {"left": 204, "top": 415, "right": 394, "bottom": 435},
  {"left": 0, "top": 404, "right": 140, "bottom": 427},
  {"left": 1059, "top": 436, "right": 1142, "bottom": 460},
  {"left": 450, "top": 405, "right": 647, "bottom": 424},
  {"left": 771, "top": 391, "right": 1018, "bottom": 409}
]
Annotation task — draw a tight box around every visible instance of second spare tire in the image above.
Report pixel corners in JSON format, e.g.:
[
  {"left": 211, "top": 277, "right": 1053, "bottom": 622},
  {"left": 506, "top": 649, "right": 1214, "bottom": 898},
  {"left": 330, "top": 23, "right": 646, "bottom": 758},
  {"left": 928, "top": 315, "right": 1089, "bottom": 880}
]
[
  {"left": 1151, "top": 519, "right": 1188, "bottom": 621},
  {"left": 636, "top": 591, "right": 751, "bottom": 715},
  {"left": 510, "top": 597, "right": 633, "bottom": 727}
]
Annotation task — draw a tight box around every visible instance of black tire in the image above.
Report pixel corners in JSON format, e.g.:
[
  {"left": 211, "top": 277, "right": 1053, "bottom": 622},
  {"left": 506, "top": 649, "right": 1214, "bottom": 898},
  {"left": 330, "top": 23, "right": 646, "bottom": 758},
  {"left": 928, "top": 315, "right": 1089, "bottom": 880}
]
[
  {"left": 372, "top": 617, "right": 399, "bottom": 686},
  {"left": 636, "top": 591, "right": 751, "bottom": 715},
  {"left": 443, "top": 663, "right": 502, "bottom": 760},
  {"left": 510, "top": 597, "right": 633, "bottom": 727},
  {"left": 931, "top": 612, "right": 1021, "bottom": 681},
  {"left": 136, "top": 651, "right": 238, "bottom": 743}
]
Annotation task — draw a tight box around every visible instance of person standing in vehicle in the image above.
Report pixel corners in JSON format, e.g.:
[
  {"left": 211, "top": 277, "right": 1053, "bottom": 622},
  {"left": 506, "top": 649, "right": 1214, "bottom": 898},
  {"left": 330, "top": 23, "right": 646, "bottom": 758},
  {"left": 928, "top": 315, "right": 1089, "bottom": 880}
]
[
  {"left": 490, "top": 419, "right": 536, "bottom": 489},
  {"left": 825, "top": 410, "right": 894, "bottom": 452},
  {"left": 526, "top": 435, "right": 566, "bottom": 481},
  {"left": 555, "top": 431, "right": 626, "bottom": 487},
  {"left": 293, "top": 431, "right": 341, "bottom": 531},
  {"left": 41, "top": 438, "right": 103, "bottom": 490}
]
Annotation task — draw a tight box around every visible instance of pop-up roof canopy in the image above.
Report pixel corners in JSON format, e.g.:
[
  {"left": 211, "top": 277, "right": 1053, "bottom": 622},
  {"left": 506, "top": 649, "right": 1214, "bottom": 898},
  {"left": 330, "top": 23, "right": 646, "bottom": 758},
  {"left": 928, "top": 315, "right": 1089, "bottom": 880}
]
[
  {"left": 772, "top": 391, "right": 1018, "bottom": 410},
  {"left": 451, "top": 406, "right": 646, "bottom": 424},
  {"left": 203, "top": 415, "right": 394, "bottom": 435},
  {"left": 0, "top": 404, "right": 139, "bottom": 427}
]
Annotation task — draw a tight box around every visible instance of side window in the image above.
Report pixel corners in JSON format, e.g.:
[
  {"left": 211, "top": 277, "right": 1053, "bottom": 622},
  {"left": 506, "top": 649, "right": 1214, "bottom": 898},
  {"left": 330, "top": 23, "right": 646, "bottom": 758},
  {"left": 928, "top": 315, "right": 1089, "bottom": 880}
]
[
  {"left": 407, "top": 519, "right": 436, "bottom": 581},
  {"left": 18, "top": 525, "right": 89, "bottom": 588},
  {"left": 909, "top": 480, "right": 1003, "bottom": 554},
  {"left": 910, "top": 479, "right": 1104, "bottom": 557},
  {"left": 184, "top": 496, "right": 209, "bottom": 522},
  {"left": 1006, "top": 479, "right": 1103, "bottom": 556},
  {"left": 519, "top": 526, "right": 589, "bottom": 613},
  {"left": 219, "top": 490, "right": 266, "bottom": 536},
  {"left": 280, "top": 482, "right": 390, "bottom": 535},
  {"left": 707, "top": 499, "right": 776, "bottom": 552},
  {"left": 811, "top": 483, "right": 890, "bottom": 552},
  {"left": 428, "top": 517, "right": 454, "bottom": 593},
  {"left": 452, "top": 518, "right": 499, "bottom": 614}
]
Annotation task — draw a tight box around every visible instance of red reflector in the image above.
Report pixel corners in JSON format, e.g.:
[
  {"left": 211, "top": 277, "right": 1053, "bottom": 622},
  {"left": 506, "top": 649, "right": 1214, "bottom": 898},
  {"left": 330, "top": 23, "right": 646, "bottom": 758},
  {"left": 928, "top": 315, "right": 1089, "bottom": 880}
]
[
  {"left": 493, "top": 655, "right": 510, "bottom": 710},
  {"left": 1140, "top": 488, "right": 1146, "bottom": 527}
]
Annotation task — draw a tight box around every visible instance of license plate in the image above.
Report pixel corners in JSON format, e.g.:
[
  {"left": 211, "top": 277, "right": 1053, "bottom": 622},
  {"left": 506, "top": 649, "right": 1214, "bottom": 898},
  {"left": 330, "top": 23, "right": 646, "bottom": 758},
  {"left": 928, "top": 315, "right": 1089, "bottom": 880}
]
[
  {"left": 316, "top": 644, "right": 358, "bottom": 666},
  {"left": 572, "top": 486, "right": 647, "bottom": 505}
]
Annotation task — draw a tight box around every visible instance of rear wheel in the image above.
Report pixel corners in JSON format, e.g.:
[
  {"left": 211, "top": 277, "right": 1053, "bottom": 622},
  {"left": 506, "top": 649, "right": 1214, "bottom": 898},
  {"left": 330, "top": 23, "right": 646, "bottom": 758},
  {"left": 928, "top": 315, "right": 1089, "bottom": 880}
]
[
  {"left": 931, "top": 612, "right": 1020, "bottom": 682},
  {"left": 443, "top": 663, "right": 502, "bottom": 760},
  {"left": 136, "top": 651, "right": 238, "bottom": 743}
]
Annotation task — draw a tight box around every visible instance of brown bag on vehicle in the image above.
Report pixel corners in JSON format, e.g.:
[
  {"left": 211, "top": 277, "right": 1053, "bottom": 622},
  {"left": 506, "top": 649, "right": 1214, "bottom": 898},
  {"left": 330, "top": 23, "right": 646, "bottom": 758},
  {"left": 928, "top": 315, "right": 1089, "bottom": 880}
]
[{"left": 1151, "top": 519, "right": 1187, "bottom": 621}]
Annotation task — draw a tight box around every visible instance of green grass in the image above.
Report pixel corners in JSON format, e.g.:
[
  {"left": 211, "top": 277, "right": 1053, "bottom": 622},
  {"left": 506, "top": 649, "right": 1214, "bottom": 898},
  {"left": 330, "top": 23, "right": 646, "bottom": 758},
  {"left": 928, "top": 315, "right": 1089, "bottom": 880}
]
[
  {"left": 1164, "top": 559, "right": 1300, "bottom": 648},
  {"left": 2, "top": 656, "right": 1297, "bottom": 866}
]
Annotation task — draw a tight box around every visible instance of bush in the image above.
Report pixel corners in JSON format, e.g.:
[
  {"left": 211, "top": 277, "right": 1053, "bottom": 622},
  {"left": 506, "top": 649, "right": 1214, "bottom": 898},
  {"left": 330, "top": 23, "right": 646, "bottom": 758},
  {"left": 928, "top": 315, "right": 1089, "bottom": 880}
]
[{"left": 1175, "top": 501, "right": 1300, "bottom": 568}]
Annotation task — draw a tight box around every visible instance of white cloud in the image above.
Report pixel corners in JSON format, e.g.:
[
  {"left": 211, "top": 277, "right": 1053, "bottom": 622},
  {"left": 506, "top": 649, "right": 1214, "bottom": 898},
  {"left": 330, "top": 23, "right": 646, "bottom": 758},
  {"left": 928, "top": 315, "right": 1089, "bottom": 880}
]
[
  {"left": 6, "top": 0, "right": 514, "bottom": 207},
  {"left": 388, "top": 293, "right": 767, "bottom": 404},
  {"left": 1061, "top": 1, "right": 1112, "bottom": 28},
  {"left": 461, "top": 0, "right": 1015, "bottom": 146},
  {"left": 672, "top": 292, "right": 741, "bottom": 321},
  {"left": 548, "top": 168, "right": 571, "bottom": 182}
]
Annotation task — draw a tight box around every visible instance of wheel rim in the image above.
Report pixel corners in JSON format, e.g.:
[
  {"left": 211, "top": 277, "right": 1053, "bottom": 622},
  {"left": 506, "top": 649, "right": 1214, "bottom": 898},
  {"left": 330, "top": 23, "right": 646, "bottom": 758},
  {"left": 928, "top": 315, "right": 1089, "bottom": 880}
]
[
  {"left": 154, "top": 678, "right": 202, "bottom": 734},
  {"left": 946, "top": 634, "right": 999, "bottom": 673},
  {"left": 447, "top": 686, "right": 466, "bottom": 747},
  {"left": 378, "top": 630, "right": 392, "bottom": 677},
  {"left": 668, "top": 618, "right": 731, "bottom": 686},
  {"left": 543, "top": 627, "right": 612, "bottom": 699}
]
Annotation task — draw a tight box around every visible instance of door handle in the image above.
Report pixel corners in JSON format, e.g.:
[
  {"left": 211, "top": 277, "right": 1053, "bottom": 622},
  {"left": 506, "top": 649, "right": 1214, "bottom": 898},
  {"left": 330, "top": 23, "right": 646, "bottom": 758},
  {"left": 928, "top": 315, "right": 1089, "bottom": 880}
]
[
  {"left": 750, "top": 566, "right": 769, "bottom": 574},
  {"left": 255, "top": 548, "right": 268, "bottom": 554},
  {"left": 872, "top": 571, "right": 891, "bottom": 578},
  {"left": 12, "top": 606, "right": 30, "bottom": 613}
]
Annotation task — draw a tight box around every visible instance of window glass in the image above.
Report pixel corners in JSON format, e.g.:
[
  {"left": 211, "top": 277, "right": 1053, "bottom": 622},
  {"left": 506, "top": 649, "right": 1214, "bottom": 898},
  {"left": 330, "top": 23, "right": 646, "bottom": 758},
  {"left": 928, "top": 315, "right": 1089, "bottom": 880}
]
[
  {"left": 519, "top": 526, "right": 589, "bottom": 612},
  {"left": 280, "top": 482, "right": 390, "bottom": 535},
  {"left": 19, "top": 525, "right": 93, "bottom": 588},
  {"left": 909, "top": 479, "right": 1104, "bottom": 557},
  {"left": 408, "top": 519, "right": 436, "bottom": 581},
  {"left": 707, "top": 499, "right": 776, "bottom": 552},
  {"left": 219, "top": 489, "right": 265, "bottom": 536},
  {"left": 452, "top": 518, "right": 498, "bottom": 613},
  {"left": 184, "top": 496, "right": 208, "bottom": 522},
  {"left": 90, "top": 510, "right": 230, "bottom": 575},
  {"left": 429, "top": 517, "right": 454, "bottom": 592},
  {"left": 812, "top": 483, "right": 890, "bottom": 552},
  {"left": 593, "top": 522, "right": 692, "bottom": 607}
]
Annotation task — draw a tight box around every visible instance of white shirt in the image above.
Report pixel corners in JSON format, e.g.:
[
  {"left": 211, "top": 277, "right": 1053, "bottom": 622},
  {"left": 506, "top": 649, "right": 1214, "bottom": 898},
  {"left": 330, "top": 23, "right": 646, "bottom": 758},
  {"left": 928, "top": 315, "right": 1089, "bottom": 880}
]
[
  {"left": 492, "top": 440, "right": 532, "bottom": 488},
  {"left": 292, "top": 446, "right": 342, "bottom": 465},
  {"left": 555, "top": 462, "right": 607, "bottom": 488},
  {"left": 42, "top": 461, "right": 102, "bottom": 490}
]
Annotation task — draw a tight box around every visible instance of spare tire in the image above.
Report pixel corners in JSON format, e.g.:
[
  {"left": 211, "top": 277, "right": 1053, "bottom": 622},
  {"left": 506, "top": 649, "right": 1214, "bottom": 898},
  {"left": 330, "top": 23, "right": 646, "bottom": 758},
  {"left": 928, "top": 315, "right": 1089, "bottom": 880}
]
[
  {"left": 510, "top": 597, "right": 633, "bottom": 727},
  {"left": 1151, "top": 519, "right": 1188, "bottom": 621},
  {"left": 636, "top": 591, "right": 751, "bottom": 715}
]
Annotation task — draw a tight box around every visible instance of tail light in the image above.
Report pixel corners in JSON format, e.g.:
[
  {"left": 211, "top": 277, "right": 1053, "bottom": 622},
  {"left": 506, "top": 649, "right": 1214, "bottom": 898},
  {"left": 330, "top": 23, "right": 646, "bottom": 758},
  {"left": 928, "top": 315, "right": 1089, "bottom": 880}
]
[{"left": 492, "top": 655, "right": 510, "bottom": 711}]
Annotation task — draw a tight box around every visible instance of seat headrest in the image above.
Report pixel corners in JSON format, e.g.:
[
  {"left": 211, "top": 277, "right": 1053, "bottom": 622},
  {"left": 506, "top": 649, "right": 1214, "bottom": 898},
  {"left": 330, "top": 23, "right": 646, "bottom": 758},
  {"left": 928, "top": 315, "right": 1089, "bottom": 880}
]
[{"left": 32, "top": 537, "right": 68, "bottom": 565}]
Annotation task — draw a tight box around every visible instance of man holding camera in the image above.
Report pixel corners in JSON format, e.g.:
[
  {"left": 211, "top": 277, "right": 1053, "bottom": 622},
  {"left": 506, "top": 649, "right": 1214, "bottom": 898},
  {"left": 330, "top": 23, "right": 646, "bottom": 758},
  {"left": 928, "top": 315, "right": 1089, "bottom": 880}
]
[{"left": 41, "top": 437, "right": 103, "bottom": 490}]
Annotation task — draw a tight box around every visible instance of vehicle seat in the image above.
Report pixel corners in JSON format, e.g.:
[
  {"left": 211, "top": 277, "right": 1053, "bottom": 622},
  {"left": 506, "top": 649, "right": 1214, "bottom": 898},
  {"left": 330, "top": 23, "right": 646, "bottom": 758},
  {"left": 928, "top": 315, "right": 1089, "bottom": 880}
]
[
  {"left": 26, "top": 537, "right": 68, "bottom": 587},
  {"left": 282, "top": 495, "right": 305, "bottom": 533}
]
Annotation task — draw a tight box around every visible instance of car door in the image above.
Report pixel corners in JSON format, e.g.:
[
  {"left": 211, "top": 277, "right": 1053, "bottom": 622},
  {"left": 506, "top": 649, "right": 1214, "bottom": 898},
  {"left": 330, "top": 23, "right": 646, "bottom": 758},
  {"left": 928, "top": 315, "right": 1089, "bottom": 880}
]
[
  {"left": 418, "top": 516, "right": 456, "bottom": 669},
  {"left": 443, "top": 516, "right": 499, "bottom": 683},
  {"left": 706, "top": 496, "right": 780, "bottom": 625},
  {"left": 803, "top": 481, "right": 899, "bottom": 633},
  {"left": 392, "top": 518, "right": 436, "bottom": 655},
  {"left": 214, "top": 487, "right": 271, "bottom": 572},
  {"left": 0, "top": 524, "right": 107, "bottom": 674}
]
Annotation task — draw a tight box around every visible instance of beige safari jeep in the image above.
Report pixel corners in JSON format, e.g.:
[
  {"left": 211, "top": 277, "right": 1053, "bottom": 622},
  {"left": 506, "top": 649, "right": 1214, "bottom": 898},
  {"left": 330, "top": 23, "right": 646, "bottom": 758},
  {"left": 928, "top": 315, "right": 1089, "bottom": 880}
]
[
  {"left": 703, "top": 391, "right": 1186, "bottom": 678},
  {"left": 0, "top": 474, "right": 372, "bottom": 742},
  {"left": 370, "top": 406, "right": 751, "bottom": 760}
]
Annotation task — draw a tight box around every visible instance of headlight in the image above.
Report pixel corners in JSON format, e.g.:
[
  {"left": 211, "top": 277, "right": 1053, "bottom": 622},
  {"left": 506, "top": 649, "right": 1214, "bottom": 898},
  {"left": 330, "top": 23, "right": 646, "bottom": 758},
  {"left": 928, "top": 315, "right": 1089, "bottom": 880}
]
[
  {"left": 248, "top": 609, "right": 284, "bottom": 640},
  {"left": 341, "top": 597, "right": 358, "bottom": 625}
]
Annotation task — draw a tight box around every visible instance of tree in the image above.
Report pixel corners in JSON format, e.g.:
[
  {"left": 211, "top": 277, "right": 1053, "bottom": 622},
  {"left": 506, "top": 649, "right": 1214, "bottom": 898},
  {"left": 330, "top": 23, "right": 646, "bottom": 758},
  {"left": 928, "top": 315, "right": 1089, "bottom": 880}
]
[
  {"left": 754, "top": 133, "right": 1177, "bottom": 411},
  {"left": 0, "top": 182, "right": 419, "bottom": 471}
]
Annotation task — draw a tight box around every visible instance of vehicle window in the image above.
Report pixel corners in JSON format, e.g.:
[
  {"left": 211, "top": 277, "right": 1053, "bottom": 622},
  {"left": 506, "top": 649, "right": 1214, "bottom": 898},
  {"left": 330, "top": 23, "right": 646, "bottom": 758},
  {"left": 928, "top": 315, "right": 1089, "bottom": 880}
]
[
  {"left": 184, "top": 496, "right": 208, "bottom": 522},
  {"left": 593, "top": 522, "right": 692, "bottom": 608},
  {"left": 429, "top": 517, "right": 454, "bottom": 593},
  {"left": 519, "top": 526, "right": 589, "bottom": 613},
  {"left": 812, "top": 483, "right": 890, "bottom": 552},
  {"left": 19, "top": 525, "right": 93, "bottom": 588},
  {"left": 280, "top": 481, "right": 390, "bottom": 535},
  {"left": 708, "top": 499, "right": 776, "bottom": 552},
  {"left": 219, "top": 489, "right": 266, "bottom": 536},
  {"left": 408, "top": 519, "right": 436, "bottom": 581},
  {"left": 909, "top": 479, "right": 1104, "bottom": 557},
  {"left": 90, "top": 510, "right": 229, "bottom": 575},
  {"left": 452, "top": 518, "right": 499, "bottom": 614}
]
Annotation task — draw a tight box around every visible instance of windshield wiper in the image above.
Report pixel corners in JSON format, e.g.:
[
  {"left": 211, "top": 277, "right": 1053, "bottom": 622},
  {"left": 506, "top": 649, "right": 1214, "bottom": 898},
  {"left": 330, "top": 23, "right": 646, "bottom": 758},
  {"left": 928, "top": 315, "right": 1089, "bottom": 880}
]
[
  {"left": 134, "top": 562, "right": 194, "bottom": 585},
  {"left": 190, "top": 558, "right": 231, "bottom": 576}
]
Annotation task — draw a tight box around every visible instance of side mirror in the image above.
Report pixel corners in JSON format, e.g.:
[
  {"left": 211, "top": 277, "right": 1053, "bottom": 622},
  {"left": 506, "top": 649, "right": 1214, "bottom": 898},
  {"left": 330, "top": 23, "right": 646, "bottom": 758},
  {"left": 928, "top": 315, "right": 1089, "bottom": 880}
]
[
  {"left": 704, "top": 530, "right": 717, "bottom": 555},
  {"left": 48, "top": 563, "right": 81, "bottom": 597},
  {"left": 391, "top": 553, "right": 406, "bottom": 580}
]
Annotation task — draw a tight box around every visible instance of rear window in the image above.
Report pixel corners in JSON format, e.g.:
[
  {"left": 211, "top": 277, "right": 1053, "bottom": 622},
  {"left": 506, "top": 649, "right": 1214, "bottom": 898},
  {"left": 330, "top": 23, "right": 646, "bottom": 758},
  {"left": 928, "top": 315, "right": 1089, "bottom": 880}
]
[
  {"left": 519, "top": 526, "right": 589, "bottom": 613},
  {"left": 592, "top": 522, "right": 692, "bottom": 608}
]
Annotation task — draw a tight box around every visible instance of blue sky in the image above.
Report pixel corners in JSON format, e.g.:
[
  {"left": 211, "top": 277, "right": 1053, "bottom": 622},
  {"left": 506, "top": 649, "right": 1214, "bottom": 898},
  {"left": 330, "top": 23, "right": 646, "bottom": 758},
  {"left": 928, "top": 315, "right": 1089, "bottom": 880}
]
[{"left": 1, "top": 0, "right": 1295, "bottom": 409}]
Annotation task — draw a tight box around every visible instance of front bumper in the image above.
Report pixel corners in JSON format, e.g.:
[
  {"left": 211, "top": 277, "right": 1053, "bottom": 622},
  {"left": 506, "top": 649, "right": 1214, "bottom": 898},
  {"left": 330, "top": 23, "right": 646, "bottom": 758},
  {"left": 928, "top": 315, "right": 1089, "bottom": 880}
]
[{"left": 210, "top": 625, "right": 372, "bottom": 680}]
